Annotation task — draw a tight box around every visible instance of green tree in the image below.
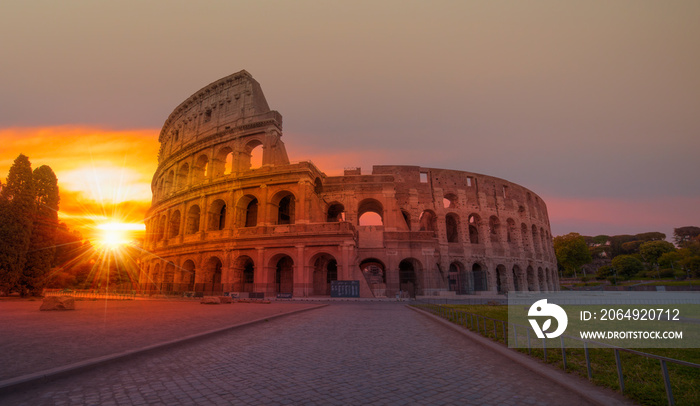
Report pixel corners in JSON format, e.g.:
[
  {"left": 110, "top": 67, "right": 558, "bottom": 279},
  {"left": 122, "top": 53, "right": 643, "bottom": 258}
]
[
  {"left": 659, "top": 251, "right": 683, "bottom": 270},
  {"left": 0, "top": 154, "right": 35, "bottom": 295},
  {"left": 553, "top": 233, "right": 592, "bottom": 277},
  {"left": 674, "top": 226, "right": 700, "bottom": 248},
  {"left": 611, "top": 255, "right": 645, "bottom": 279},
  {"left": 22, "top": 165, "right": 60, "bottom": 295},
  {"left": 639, "top": 240, "right": 675, "bottom": 267}
]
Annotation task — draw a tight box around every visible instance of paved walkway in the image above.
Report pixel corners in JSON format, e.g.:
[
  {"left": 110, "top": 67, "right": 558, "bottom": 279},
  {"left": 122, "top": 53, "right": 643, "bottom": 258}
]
[
  {"left": 0, "top": 299, "right": 319, "bottom": 381},
  {"left": 1, "top": 302, "right": 597, "bottom": 405}
]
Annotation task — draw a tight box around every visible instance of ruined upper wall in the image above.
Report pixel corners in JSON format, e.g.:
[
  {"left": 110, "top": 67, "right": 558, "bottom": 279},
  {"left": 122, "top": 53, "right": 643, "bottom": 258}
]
[{"left": 157, "top": 70, "right": 282, "bottom": 163}]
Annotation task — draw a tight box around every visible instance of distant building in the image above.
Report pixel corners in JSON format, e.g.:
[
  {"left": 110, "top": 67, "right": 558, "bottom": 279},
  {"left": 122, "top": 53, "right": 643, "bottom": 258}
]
[{"left": 140, "top": 71, "right": 558, "bottom": 298}]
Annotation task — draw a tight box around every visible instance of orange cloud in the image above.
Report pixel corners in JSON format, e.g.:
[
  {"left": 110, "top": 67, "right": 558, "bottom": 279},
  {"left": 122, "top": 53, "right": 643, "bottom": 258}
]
[{"left": 0, "top": 126, "right": 160, "bottom": 240}]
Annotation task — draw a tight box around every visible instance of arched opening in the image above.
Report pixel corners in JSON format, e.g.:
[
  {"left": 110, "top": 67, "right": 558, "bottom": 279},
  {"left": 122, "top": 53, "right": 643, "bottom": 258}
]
[
  {"left": 166, "top": 170, "right": 175, "bottom": 195},
  {"left": 312, "top": 254, "right": 337, "bottom": 296},
  {"left": 214, "top": 146, "right": 234, "bottom": 176},
  {"left": 399, "top": 259, "right": 420, "bottom": 298},
  {"left": 358, "top": 199, "right": 384, "bottom": 226},
  {"left": 208, "top": 199, "right": 227, "bottom": 231},
  {"left": 527, "top": 265, "right": 537, "bottom": 291},
  {"left": 512, "top": 265, "right": 521, "bottom": 291},
  {"left": 205, "top": 256, "right": 223, "bottom": 293},
  {"left": 327, "top": 203, "right": 345, "bottom": 222},
  {"left": 489, "top": 216, "right": 501, "bottom": 243},
  {"left": 156, "top": 215, "right": 166, "bottom": 241},
  {"left": 521, "top": 223, "right": 530, "bottom": 252},
  {"left": 246, "top": 199, "right": 258, "bottom": 227},
  {"left": 277, "top": 194, "right": 295, "bottom": 225},
  {"left": 186, "top": 205, "right": 201, "bottom": 234},
  {"left": 473, "top": 263, "right": 488, "bottom": 291},
  {"left": 541, "top": 227, "right": 547, "bottom": 255},
  {"left": 538, "top": 267, "right": 546, "bottom": 292},
  {"left": 443, "top": 193, "right": 458, "bottom": 209},
  {"left": 446, "top": 213, "right": 459, "bottom": 243},
  {"left": 233, "top": 256, "right": 255, "bottom": 293},
  {"left": 507, "top": 218, "right": 516, "bottom": 243},
  {"left": 532, "top": 225, "right": 540, "bottom": 253},
  {"left": 243, "top": 260, "right": 255, "bottom": 292},
  {"left": 449, "top": 262, "right": 469, "bottom": 293},
  {"left": 163, "top": 262, "right": 176, "bottom": 292},
  {"left": 182, "top": 260, "right": 196, "bottom": 291},
  {"left": 275, "top": 256, "right": 294, "bottom": 294},
  {"left": 419, "top": 210, "right": 436, "bottom": 232},
  {"left": 168, "top": 210, "right": 181, "bottom": 239},
  {"left": 241, "top": 139, "right": 263, "bottom": 171},
  {"left": 468, "top": 214, "right": 480, "bottom": 244},
  {"left": 401, "top": 210, "right": 411, "bottom": 231},
  {"left": 496, "top": 264, "right": 508, "bottom": 294},
  {"left": 249, "top": 143, "right": 263, "bottom": 169},
  {"left": 360, "top": 258, "right": 386, "bottom": 297},
  {"left": 177, "top": 163, "right": 189, "bottom": 190},
  {"left": 151, "top": 263, "right": 161, "bottom": 292},
  {"left": 193, "top": 154, "right": 209, "bottom": 183}
]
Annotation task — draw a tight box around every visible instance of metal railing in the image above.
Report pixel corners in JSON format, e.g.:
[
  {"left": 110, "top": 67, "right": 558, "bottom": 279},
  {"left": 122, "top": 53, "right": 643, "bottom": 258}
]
[
  {"left": 43, "top": 289, "right": 136, "bottom": 300},
  {"left": 416, "top": 304, "right": 700, "bottom": 406}
]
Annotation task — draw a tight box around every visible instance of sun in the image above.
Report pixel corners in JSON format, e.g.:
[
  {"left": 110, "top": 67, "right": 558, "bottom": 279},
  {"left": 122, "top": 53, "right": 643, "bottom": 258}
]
[{"left": 95, "top": 222, "right": 145, "bottom": 249}]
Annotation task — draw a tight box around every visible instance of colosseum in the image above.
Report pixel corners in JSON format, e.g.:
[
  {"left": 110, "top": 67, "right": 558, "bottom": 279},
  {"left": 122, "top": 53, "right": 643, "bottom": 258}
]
[{"left": 140, "top": 70, "right": 559, "bottom": 298}]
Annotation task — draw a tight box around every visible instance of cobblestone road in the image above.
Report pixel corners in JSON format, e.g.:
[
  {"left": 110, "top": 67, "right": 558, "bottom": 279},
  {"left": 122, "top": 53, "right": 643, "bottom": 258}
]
[{"left": 2, "top": 303, "right": 595, "bottom": 405}]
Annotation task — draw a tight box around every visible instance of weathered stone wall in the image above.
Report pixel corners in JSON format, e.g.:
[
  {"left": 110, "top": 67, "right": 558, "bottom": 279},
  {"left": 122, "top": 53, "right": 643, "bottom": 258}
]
[{"left": 141, "top": 71, "right": 559, "bottom": 298}]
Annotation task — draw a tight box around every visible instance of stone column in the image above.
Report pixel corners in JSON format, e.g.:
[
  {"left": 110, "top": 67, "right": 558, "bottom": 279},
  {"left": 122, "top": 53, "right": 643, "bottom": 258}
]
[{"left": 295, "top": 245, "right": 306, "bottom": 297}]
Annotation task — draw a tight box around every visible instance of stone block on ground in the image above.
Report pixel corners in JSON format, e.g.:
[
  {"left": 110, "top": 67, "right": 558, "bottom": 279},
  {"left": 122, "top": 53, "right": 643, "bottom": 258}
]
[
  {"left": 200, "top": 296, "right": 221, "bottom": 304},
  {"left": 40, "top": 296, "right": 76, "bottom": 311},
  {"left": 218, "top": 296, "right": 233, "bottom": 304}
]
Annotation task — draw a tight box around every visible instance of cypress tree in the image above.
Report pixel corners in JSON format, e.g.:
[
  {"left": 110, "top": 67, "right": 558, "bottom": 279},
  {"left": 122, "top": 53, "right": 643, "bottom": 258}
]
[
  {"left": 0, "top": 154, "right": 35, "bottom": 295},
  {"left": 22, "top": 165, "right": 60, "bottom": 295}
]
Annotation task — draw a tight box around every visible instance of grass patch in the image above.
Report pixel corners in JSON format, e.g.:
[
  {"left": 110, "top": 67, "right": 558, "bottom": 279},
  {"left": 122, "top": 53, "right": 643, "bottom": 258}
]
[{"left": 414, "top": 303, "right": 700, "bottom": 406}]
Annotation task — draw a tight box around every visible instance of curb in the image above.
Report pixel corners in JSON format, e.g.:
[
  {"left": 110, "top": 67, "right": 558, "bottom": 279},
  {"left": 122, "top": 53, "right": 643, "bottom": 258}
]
[
  {"left": 0, "top": 304, "right": 327, "bottom": 396},
  {"left": 407, "top": 306, "right": 635, "bottom": 406}
]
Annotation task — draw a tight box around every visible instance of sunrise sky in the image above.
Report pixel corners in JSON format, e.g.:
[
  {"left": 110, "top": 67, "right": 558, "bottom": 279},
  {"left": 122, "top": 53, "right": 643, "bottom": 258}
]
[{"left": 1, "top": 1, "right": 698, "bottom": 243}]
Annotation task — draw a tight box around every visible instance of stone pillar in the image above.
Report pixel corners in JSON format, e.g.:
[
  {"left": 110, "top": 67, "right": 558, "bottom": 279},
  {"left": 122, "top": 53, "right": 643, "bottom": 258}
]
[
  {"left": 295, "top": 245, "right": 306, "bottom": 297},
  {"left": 341, "top": 243, "right": 351, "bottom": 281},
  {"left": 254, "top": 184, "right": 266, "bottom": 225},
  {"left": 296, "top": 179, "right": 309, "bottom": 224},
  {"left": 199, "top": 195, "right": 208, "bottom": 239},
  {"left": 255, "top": 248, "right": 266, "bottom": 295}
]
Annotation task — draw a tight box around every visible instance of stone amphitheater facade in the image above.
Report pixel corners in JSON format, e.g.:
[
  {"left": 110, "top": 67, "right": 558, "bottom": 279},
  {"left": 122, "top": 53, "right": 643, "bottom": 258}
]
[{"left": 140, "top": 70, "right": 559, "bottom": 298}]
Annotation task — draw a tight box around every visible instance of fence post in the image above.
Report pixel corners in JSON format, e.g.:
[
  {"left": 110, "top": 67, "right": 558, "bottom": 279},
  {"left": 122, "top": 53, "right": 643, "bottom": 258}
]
[
  {"left": 527, "top": 329, "right": 531, "bottom": 355},
  {"left": 614, "top": 349, "right": 624, "bottom": 393},
  {"left": 501, "top": 321, "right": 506, "bottom": 344},
  {"left": 493, "top": 319, "right": 497, "bottom": 339},
  {"left": 543, "top": 338, "right": 547, "bottom": 362},
  {"left": 560, "top": 336, "right": 567, "bottom": 370},
  {"left": 660, "top": 360, "right": 675, "bottom": 405},
  {"left": 584, "top": 341, "right": 592, "bottom": 380}
]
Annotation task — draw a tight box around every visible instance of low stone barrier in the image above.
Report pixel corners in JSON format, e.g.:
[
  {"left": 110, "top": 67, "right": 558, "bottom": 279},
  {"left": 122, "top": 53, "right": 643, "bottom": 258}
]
[
  {"left": 40, "top": 296, "right": 75, "bottom": 311},
  {"left": 200, "top": 296, "right": 221, "bottom": 304}
]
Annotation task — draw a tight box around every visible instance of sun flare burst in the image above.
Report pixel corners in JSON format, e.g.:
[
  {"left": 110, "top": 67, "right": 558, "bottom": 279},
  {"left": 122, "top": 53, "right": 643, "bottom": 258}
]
[{"left": 95, "top": 222, "right": 145, "bottom": 249}]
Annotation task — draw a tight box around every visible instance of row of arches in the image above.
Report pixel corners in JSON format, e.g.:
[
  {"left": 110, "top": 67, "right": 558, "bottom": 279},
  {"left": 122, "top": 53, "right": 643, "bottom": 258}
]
[
  {"left": 143, "top": 253, "right": 339, "bottom": 296},
  {"left": 142, "top": 253, "right": 557, "bottom": 297},
  {"left": 150, "top": 193, "right": 553, "bottom": 260},
  {"left": 154, "top": 141, "right": 264, "bottom": 201},
  {"left": 150, "top": 192, "right": 296, "bottom": 242}
]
